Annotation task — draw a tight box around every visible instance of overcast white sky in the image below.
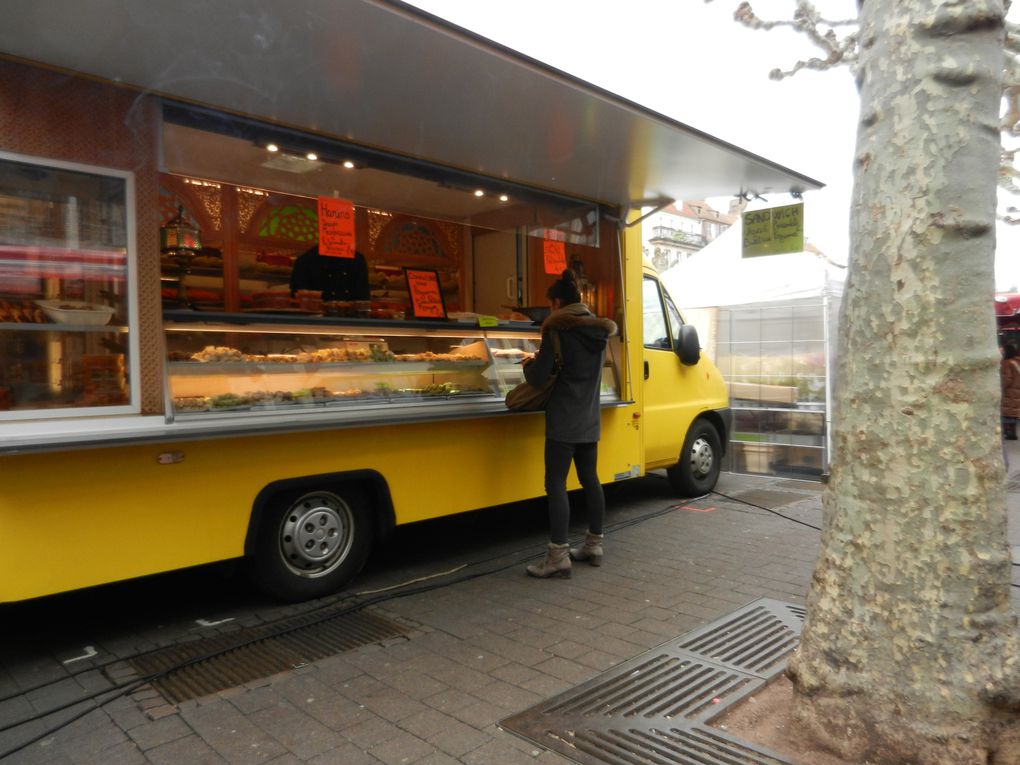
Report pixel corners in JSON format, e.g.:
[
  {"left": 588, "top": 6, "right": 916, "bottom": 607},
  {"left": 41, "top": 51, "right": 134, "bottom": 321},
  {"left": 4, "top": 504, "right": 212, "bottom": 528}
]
[{"left": 407, "top": 0, "right": 1020, "bottom": 290}]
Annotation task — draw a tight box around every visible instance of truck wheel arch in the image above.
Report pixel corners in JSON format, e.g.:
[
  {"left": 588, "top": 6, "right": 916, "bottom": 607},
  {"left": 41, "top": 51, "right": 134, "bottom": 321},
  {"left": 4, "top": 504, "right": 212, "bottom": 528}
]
[{"left": 698, "top": 410, "right": 729, "bottom": 456}]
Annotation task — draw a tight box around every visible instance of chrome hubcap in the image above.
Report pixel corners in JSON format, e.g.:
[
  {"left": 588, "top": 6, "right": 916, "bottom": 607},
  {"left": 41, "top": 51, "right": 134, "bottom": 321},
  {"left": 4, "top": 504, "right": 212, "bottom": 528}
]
[
  {"left": 280, "top": 493, "right": 354, "bottom": 578},
  {"left": 690, "top": 437, "right": 715, "bottom": 478}
]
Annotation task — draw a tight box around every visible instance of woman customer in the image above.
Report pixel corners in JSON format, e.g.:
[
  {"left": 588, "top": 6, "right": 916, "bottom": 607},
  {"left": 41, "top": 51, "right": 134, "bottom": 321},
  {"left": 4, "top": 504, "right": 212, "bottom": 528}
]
[
  {"left": 1001, "top": 343, "right": 1020, "bottom": 446},
  {"left": 522, "top": 269, "right": 618, "bottom": 579}
]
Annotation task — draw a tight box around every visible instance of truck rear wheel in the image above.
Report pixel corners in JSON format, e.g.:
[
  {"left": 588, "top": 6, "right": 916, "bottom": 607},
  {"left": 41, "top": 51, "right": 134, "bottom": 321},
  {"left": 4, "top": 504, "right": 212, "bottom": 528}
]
[
  {"left": 667, "top": 420, "right": 722, "bottom": 496},
  {"left": 252, "top": 487, "right": 373, "bottom": 602}
]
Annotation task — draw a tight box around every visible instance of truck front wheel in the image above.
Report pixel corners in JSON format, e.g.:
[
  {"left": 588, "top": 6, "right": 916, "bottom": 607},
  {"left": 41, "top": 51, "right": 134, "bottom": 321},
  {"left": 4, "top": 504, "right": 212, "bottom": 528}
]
[
  {"left": 252, "top": 487, "right": 373, "bottom": 602},
  {"left": 667, "top": 421, "right": 722, "bottom": 496}
]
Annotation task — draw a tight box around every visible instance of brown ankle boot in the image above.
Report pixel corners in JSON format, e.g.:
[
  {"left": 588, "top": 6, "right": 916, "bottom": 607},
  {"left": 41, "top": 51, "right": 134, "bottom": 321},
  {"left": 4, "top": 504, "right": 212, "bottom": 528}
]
[
  {"left": 526, "top": 543, "right": 572, "bottom": 579},
  {"left": 569, "top": 532, "right": 604, "bottom": 566}
]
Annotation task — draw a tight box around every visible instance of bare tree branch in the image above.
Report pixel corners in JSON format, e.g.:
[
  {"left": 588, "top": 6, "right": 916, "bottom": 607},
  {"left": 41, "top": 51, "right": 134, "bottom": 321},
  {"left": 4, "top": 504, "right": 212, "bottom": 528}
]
[
  {"left": 718, "top": 1, "right": 861, "bottom": 78},
  {"left": 707, "top": 1, "right": 1020, "bottom": 210}
]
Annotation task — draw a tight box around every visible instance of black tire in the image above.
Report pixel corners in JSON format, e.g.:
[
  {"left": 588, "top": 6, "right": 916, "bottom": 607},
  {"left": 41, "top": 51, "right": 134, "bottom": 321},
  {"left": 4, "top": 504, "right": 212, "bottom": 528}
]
[
  {"left": 667, "top": 420, "right": 722, "bottom": 496},
  {"left": 251, "top": 487, "right": 374, "bottom": 602}
]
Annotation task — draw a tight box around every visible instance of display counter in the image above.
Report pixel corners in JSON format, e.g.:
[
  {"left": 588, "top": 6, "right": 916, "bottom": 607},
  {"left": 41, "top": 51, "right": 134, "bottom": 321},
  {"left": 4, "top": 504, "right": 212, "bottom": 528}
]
[
  {"left": 163, "top": 310, "right": 622, "bottom": 422},
  {"left": 165, "top": 311, "right": 556, "bottom": 422}
]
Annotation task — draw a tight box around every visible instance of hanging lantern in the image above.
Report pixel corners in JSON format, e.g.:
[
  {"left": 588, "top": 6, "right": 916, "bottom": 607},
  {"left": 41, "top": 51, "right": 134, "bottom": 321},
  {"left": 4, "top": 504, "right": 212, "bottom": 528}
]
[
  {"left": 160, "top": 205, "right": 202, "bottom": 309},
  {"left": 160, "top": 205, "right": 202, "bottom": 254}
]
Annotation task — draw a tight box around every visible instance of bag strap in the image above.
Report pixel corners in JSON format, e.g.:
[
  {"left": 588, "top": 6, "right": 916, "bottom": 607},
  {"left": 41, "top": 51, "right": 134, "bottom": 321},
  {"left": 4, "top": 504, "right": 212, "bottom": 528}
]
[{"left": 548, "top": 330, "right": 563, "bottom": 370}]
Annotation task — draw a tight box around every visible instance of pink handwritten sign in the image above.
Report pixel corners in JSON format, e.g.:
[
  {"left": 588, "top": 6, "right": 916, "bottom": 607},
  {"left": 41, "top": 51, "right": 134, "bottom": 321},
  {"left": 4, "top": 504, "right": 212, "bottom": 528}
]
[
  {"left": 543, "top": 239, "right": 567, "bottom": 275},
  {"left": 405, "top": 268, "right": 447, "bottom": 319},
  {"left": 318, "top": 197, "right": 355, "bottom": 258}
]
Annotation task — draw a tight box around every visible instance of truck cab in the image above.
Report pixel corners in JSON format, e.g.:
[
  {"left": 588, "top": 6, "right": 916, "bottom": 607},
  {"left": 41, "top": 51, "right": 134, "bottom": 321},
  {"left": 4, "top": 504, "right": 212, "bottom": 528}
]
[{"left": 639, "top": 261, "right": 731, "bottom": 495}]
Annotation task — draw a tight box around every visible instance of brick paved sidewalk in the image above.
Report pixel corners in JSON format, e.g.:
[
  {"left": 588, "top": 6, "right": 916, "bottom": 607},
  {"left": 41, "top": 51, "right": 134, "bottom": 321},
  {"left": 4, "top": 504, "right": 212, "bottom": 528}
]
[{"left": 2, "top": 464, "right": 1018, "bottom": 765}]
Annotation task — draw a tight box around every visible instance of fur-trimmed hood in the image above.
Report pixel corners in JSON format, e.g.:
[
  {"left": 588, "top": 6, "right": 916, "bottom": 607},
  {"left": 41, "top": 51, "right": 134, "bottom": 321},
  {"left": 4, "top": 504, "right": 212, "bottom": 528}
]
[
  {"left": 542, "top": 303, "right": 617, "bottom": 350},
  {"left": 543, "top": 303, "right": 617, "bottom": 335}
]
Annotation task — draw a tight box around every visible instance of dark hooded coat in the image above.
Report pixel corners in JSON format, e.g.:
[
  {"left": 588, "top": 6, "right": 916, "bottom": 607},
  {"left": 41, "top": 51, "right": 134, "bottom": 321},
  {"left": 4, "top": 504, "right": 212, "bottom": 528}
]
[{"left": 524, "top": 303, "right": 618, "bottom": 443}]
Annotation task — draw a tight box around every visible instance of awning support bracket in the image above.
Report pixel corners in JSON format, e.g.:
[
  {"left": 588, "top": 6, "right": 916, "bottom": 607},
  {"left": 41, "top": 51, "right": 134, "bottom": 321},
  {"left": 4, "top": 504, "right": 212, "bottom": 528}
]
[{"left": 609, "top": 198, "right": 675, "bottom": 229}]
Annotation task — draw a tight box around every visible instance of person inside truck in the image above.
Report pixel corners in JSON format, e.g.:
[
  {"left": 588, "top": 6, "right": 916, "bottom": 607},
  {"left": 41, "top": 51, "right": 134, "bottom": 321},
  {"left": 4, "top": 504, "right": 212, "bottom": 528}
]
[
  {"left": 289, "top": 244, "right": 370, "bottom": 301},
  {"left": 524, "top": 268, "right": 618, "bottom": 579}
]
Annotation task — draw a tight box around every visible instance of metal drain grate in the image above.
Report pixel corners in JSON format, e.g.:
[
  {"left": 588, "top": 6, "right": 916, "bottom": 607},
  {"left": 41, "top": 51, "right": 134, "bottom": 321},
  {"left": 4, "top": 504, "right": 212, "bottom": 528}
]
[
  {"left": 545, "top": 654, "right": 760, "bottom": 721},
  {"left": 570, "top": 727, "right": 795, "bottom": 765},
  {"left": 500, "top": 598, "right": 802, "bottom": 765},
  {"left": 675, "top": 600, "right": 803, "bottom": 679},
  {"left": 127, "top": 608, "right": 408, "bottom": 703}
]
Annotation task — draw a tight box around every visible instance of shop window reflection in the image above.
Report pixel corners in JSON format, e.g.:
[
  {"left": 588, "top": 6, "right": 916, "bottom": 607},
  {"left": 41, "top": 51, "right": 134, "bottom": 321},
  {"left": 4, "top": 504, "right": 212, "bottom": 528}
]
[{"left": 0, "top": 154, "right": 134, "bottom": 415}]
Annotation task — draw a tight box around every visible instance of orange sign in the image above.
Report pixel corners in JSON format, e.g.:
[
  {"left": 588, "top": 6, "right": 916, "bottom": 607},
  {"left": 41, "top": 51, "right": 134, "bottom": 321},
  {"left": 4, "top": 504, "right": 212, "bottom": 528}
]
[
  {"left": 405, "top": 268, "right": 447, "bottom": 319},
  {"left": 318, "top": 197, "right": 356, "bottom": 258},
  {"left": 543, "top": 238, "right": 567, "bottom": 275}
]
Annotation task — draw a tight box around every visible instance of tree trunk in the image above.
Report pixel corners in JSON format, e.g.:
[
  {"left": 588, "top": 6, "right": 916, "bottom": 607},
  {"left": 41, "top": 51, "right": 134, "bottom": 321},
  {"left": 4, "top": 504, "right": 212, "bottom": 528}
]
[{"left": 786, "top": 1, "right": 1020, "bottom": 763}]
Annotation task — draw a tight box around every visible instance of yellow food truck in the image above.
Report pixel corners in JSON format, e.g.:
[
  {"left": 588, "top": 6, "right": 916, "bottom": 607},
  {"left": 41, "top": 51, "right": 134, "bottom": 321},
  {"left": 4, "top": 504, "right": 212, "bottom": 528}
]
[{"left": 0, "top": 0, "right": 821, "bottom": 602}]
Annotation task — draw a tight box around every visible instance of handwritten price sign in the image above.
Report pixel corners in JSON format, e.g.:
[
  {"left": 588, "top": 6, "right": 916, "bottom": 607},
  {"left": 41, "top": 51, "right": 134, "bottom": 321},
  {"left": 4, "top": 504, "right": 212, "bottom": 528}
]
[
  {"left": 543, "top": 238, "right": 567, "bottom": 275},
  {"left": 318, "top": 197, "right": 356, "bottom": 258},
  {"left": 741, "top": 203, "right": 803, "bottom": 258},
  {"left": 405, "top": 268, "right": 447, "bottom": 319}
]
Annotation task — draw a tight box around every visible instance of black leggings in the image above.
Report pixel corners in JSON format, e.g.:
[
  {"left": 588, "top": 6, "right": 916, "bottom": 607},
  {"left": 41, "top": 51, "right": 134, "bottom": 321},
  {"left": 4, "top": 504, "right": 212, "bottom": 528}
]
[{"left": 544, "top": 439, "right": 605, "bottom": 544}]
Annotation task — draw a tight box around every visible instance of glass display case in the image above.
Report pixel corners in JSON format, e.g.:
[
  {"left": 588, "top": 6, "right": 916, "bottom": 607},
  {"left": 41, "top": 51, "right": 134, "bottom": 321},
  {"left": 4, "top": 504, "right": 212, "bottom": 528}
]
[
  {"left": 164, "top": 317, "right": 542, "bottom": 419},
  {"left": 164, "top": 315, "right": 621, "bottom": 422},
  {"left": 0, "top": 153, "right": 136, "bottom": 418}
]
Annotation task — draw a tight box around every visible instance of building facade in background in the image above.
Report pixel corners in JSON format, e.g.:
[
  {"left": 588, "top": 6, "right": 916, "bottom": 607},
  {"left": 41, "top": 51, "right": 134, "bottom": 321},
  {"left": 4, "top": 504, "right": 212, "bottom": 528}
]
[{"left": 643, "top": 199, "right": 740, "bottom": 271}]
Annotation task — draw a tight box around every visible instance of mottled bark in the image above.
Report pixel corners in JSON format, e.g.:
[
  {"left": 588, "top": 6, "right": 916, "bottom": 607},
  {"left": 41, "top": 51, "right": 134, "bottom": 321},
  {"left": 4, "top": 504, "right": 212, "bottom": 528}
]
[{"left": 786, "top": 1, "right": 1020, "bottom": 763}]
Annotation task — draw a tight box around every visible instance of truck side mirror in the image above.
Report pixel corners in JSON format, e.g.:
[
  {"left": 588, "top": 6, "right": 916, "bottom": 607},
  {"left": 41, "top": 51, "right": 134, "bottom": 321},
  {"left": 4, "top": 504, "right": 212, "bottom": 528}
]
[{"left": 677, "top": 324, "right": 701, "bottom": 366}]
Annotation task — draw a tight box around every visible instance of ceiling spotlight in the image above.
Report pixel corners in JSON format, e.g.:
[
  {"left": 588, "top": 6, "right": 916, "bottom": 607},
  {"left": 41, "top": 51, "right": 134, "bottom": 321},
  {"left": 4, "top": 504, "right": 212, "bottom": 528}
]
[
  {"left": 498, "top": 194, "right": 509, "bottom": 202},
  {"left": 266, "top": 143, "right": 279, "bottom": 152},
  {"left": 306, "top": 152, "right": 318, "bottom": 161},
  {"left": 473, "top": 189, "right": 484, "bottom": 197},
  {"left": 342, "top": 160, "right": 355, "bottom": 169}
]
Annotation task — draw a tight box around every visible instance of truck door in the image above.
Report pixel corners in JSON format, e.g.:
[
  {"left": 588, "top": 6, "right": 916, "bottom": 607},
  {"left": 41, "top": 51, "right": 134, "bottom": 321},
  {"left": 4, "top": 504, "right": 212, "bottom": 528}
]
[{"left": 640, "top": 275, "right": 701, "bottom": 467}]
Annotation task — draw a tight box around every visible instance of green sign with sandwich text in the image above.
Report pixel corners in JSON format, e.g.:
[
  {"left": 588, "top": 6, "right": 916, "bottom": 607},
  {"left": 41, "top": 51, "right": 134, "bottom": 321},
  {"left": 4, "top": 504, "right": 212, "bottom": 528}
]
[{"left": 741, "top": 203, "right": 804, "bottom": 257}]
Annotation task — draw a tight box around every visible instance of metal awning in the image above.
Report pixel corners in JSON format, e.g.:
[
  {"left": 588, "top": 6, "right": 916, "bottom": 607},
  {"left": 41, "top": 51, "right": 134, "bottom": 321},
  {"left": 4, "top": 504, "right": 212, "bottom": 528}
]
[{"left": 0, "top": 0, "right": 823, "bottom": 209}]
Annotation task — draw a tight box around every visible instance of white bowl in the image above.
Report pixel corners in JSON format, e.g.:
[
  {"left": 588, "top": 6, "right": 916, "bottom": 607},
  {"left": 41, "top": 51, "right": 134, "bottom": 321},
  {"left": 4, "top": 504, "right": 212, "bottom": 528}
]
[{"left": 36, "top": 300, "right": 115, "bottom": 326}]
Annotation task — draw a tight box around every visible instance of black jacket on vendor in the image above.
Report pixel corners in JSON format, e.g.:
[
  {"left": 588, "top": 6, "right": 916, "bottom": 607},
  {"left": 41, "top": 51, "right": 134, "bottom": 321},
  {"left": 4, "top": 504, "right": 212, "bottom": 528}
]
[
  {"left": 524, "top": 303, "right": 618, "bottom": 443},
  {"left": 290, "top": 245, "right": 370, "bottom": 301}
]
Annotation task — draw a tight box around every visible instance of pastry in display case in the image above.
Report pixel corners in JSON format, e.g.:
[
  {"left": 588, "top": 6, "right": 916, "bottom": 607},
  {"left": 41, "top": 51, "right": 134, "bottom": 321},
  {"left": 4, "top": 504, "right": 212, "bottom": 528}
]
[
  {"left": 162, "top": 314, "right": 621, "bottom": 421},
  {"left": 164, "top": 321, "right": 523, "bottom": 417},
  {"left": 485, "top": 333, "right": 541, "bottom": 395}
]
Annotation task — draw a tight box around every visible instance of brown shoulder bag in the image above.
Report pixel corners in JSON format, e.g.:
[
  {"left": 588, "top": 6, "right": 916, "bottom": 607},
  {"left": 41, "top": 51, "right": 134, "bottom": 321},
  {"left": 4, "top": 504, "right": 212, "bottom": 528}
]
[{"left": 504, "top": 331, "right": 562, "bottom": 411}]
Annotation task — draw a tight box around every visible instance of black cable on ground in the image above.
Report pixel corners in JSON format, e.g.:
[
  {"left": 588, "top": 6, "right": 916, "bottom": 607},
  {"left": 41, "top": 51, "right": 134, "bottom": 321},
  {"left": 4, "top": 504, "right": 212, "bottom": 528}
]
[
  {"left": 710, "top": 489, "right": 822, "bottom": 531},
  {"left": 709, "top": 490, "right": 1020, "bottom": 585}
]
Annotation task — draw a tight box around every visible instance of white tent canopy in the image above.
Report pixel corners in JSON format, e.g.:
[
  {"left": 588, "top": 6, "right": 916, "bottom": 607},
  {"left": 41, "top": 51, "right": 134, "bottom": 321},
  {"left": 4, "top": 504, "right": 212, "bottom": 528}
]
[{"left": 659, "top": 217, "right": 845, "bottom": 310}]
